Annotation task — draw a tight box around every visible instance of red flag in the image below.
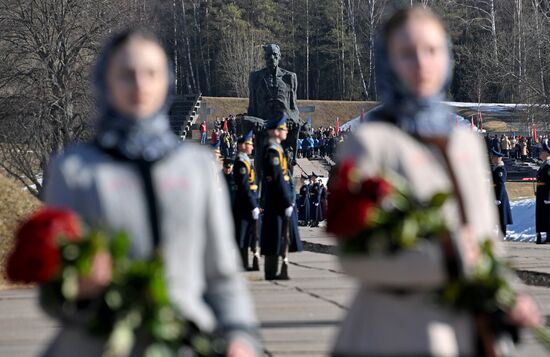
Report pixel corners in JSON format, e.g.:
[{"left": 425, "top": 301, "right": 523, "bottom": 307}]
[
  {"left": 470, "top": 115, "right": 475, "bottom": 129},
  {"left": 533, "top": 126, "right": 538, "bottom": 143},
  {"left": 335, "top": 117, "right": 340, "bottom": 136},
  {"left": 223, "top": 118, "right": 228, "bottom": 132}
]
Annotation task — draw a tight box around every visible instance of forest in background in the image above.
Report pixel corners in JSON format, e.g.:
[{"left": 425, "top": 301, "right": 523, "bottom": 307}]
[{"left": 1, "top": 0, "right": 550, "bottom": 195}]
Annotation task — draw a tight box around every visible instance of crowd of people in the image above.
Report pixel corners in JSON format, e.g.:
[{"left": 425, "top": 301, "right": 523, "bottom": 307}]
[
  {"left": 486, "top": 133, "right": 550, "bottom": 161},
  {"left": 297, "top": 126, "right": 349, "bottom": 160},
  {"left": 32, "top": 6, "right": 549, "bottom": 357},
  {"left": 486, "top": 133, "right": 550, "bottom": 245}
]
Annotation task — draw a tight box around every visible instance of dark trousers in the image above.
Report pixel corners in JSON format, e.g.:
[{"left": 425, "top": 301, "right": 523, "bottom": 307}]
[
  {"left": 536, "top": 232, "right": 548, "bottom": 244},
  {"left": 264, "top": 255, "right": 279, "bottom": 280}
]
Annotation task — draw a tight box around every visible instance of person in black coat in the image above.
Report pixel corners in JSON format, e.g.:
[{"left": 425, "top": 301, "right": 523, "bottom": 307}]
[
  {"left": 260, "top": 114, "right": 302, "bottom": 280},
  {"left": 536, "top": 142, "right": 550, "bottom": 244},
  {"left": 298, "top": 175, "right": 310, "bottom": 225},
  {"left": 308, "top": 173, "right": 321, "bottom": 227},
  {"left": 319, "top": 181, "right": 328, "bottom": 222},
  {"left": 232, "top": 131, "right": 261, "bottom": 270},
  {"left": 222, "top": 159, "right": 237, "bottom": 208},
  {"left": 490, "top": 148, "right": 513, "bottom": 237}
]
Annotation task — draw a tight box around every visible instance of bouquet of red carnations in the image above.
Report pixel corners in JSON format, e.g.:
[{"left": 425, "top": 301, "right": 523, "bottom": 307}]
[
  {"left": 326, "top": 159, "right": 550, "bottom": 351},
  {"left": 7, "top": 208, "right": 223, "bottom": 357},
  {"left": 326, "top": 158, "right": 450, "bottom": 254}
]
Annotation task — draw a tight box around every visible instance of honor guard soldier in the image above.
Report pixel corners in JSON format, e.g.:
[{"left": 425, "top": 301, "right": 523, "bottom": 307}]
[
  {"left": 261, "top": 113, "right": 303, "bottom": 280},
  {"left": 298, "top": 174, "right": 310, "bottom": 226},
  {"left": 222, "top": 159, "right": 237, "bottom": 208},
  {"left": 536, "top": 142, "right": 550, "bottom": 244},
  {"left": 308, "top": 173, "right": 321, "bottom": 227},
  {"left": 232, "top": 131, "right": 261, "bottom": 270},
  {"left": 490, "top": 148, "right": 513, "bottom": 237}
]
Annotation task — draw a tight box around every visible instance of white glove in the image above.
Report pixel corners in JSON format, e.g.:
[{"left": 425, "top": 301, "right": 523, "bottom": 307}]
[
  {"left": 252, "top": 207, "right": 260, "bottom": 220},
  {"left": 545, "top": 200, "right": 550, "bottom": 205},
  {"left": 314, "top": 203, "right": 319, "bottom": 206},
  {"left": 495, "top": 200, "right": 501, "bottom": 205},
  {"left": 285, "top": 206, "right": 293, "bottom": 217}
]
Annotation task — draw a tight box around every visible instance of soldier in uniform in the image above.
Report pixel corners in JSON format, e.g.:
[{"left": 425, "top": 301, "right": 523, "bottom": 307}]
[
  {"left": 232, "top": 131, "right": 261, "bottom": 270},
  {"left": 222, "top": 159, "right": 237, "bottom": 208},
  {"left": 308, "top": 173, "right": 321, "bottom": 227},
  {"left": 490, "top": 148, "right": 513, "bottom": 237},
  {"left": 261, "top": 114, "right": 302, "bottom": 280},
  {"left": 298, "top": 174, "right": 310, "bottom": 226},
  {"left": 319, "top": 180, "right": 328, "bottom": 221},
  {"left": 536, "top": 142, "right": 550, "bottom": 244}
]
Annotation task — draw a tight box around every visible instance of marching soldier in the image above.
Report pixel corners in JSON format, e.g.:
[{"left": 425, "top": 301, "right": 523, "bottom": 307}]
[
  {"left": 261, "top": 113, "right": 303, "bottom": 280},
  {"left": 233, "top": 131, "right": 261, "bottom": 270},
  {"left": 308, "top": 173, "right": 321, "bottom": 227},
  {"left": 490, "top": 148, "right": 513, "bottom": 237},
  {"left": 536, "top": 142, "right": 550, "bottom": 244},
  {"left": 298, "top": 175, "right": 310, "bottom": 226}
]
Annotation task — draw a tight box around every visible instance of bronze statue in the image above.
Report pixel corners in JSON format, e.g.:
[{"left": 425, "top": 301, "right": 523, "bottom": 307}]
[
  {"left": 241, "top": 44, "right": 306, "bottom": 193},
  {"left": 248, "top": 44, "right": 299, "bottom": 123}
]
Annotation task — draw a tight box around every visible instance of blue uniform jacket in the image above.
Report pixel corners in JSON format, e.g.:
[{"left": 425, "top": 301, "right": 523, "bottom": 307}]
[
  {"left": 536, "top": 161, "right": 550, "bottom": 232},
  {"left": 309, "top": 182, "right": 321, "bottom": 221},
  {"left": 492, "top": 164, "right": 513, "bottom": 229},
  {"left": 298, "top": 184, "right": 310, "bottom": 221},
  {"left": 232, "top": 153, "right": 259, "bottom": 249},
  {"left": 260, "top": 142, "right": 302, "bottom": 256}
]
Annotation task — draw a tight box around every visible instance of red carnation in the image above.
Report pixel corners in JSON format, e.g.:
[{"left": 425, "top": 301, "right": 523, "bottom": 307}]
[
  {"left": 326, "top": 188, "right": 374, "bottom": 237},
  {"left": 360, "top": 177, "right": 393, "bottom": 202},
  {"left": 327, "top": 160, "right": 394, "bottom": 238},
  {"left": 7, "top": 208, "right": 81, "bottom": 283}
]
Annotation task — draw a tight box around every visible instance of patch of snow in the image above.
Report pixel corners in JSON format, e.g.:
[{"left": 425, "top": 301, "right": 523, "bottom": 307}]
[{"left": 505, "top": 199, "right": 536, "bottom": 242}]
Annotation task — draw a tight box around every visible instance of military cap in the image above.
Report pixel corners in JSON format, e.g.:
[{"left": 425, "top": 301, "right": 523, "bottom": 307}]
[
  {"left": 237, "top": 131, "right": 254, "bottom": 145},
  {"left": 265, "top": 113, "right": 288, "bottom": 130},
  {"left": 223, "top": 158, "right": 234, "bottom": 168}
]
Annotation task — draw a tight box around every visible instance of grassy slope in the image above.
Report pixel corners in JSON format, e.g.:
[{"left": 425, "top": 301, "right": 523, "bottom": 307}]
[
  {"left": 0, "top": 174, "right": 40, "bottom": 288},
  {"left": 201, "top": 97, "right": 379, "bottom": 129}
]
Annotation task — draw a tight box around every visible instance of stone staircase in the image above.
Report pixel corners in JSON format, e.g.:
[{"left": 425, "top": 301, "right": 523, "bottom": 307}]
[
  {"left": 294, "top": 158, "right": 331, "bottom": 180},
  {"left": 168, "top": 94, "right": 202, "bottom": 140}
]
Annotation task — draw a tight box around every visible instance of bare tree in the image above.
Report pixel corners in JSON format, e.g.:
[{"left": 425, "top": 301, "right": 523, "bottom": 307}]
[{"left": 0, "top": 0, "right": 134, "bottom": 196}]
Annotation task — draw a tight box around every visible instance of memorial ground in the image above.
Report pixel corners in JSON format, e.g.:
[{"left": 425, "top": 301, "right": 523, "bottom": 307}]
[{"left": 1, "top": 227, "right": 550, "bottom": 356}]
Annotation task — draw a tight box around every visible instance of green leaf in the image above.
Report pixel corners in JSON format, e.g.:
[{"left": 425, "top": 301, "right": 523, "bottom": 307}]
[
  {"left": 111, "top": 232, "right": 131, "bottom": 261},
  {"left": 144, "top": 343, "right": 174, "bottom": 357},
  {"left": 430, "top": 192, "right": 451, "bottom": 208},
  {"left": 398, "top": 218, "right": 419, "bottom": 248},
  {"left": 61, "top": 267, "right": 79, "bottom": 301}
]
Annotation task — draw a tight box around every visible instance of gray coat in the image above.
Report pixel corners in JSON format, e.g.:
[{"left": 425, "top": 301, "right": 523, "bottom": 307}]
[
  {"left": 332, "top": 122, "right": 516, "bottom": 356},
  {"left": 41, "top": 143, "right": 259, "bottom": 356}
]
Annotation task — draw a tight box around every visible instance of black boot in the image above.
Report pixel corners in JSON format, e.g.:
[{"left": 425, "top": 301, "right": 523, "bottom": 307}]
[
  {"left": 277, "top": 258, "right": 290, "bottom": 280},
  {"left": 536, "top": 233, "right": 543, "bottom": 245},
  {"left": 239, "top": 248, "right": 249, "bottom": 270},
  {"left": 264, "top": 255, "right": 279, "bottom": 280},
  {"left": 251, "top": 251, "right": 260, "bottom": 271}
]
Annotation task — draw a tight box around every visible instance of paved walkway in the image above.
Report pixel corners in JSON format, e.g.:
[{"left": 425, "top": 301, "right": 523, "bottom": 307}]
[{"left": 1, "top": 227, "right": 550, "bottom": 356}]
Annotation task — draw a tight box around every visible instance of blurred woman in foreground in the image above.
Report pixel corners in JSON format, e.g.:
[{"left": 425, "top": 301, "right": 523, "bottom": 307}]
[
  {"left": 330, "top": 7, "right": 541, "bottom": 356},
  {"left": 41, "top": 29, "right": 259, "bottom": 357}
]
